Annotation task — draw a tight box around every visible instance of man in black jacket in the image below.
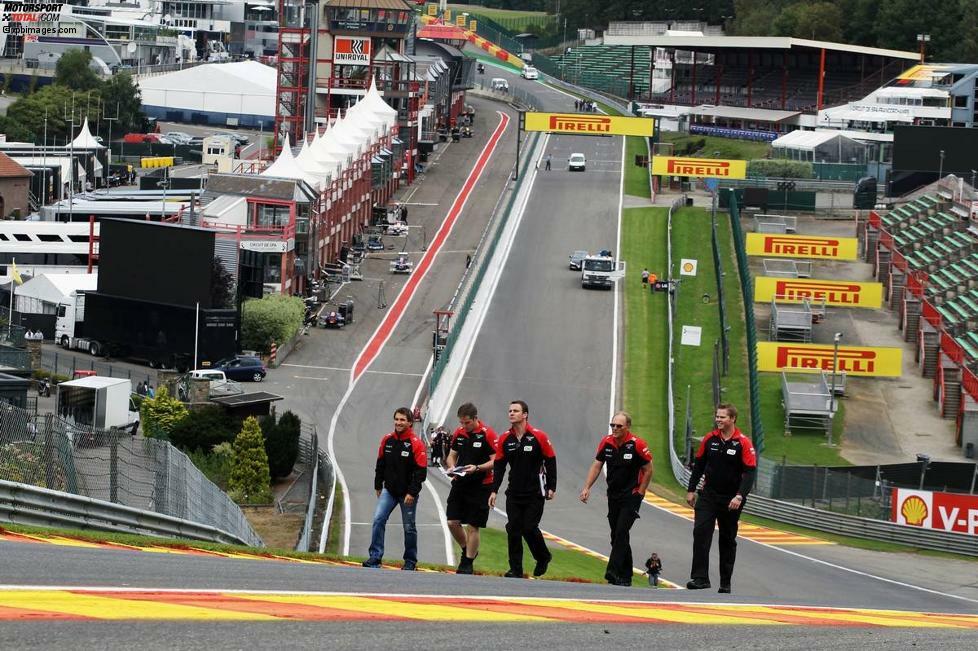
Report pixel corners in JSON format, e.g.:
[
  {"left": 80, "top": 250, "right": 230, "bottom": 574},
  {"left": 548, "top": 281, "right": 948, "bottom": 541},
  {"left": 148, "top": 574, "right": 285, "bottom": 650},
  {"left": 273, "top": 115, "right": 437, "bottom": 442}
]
[
  {"left": 364, "top": 407, "right": 428, "bottom": 570},
  {"left": 490, "top": 400, "right": 557, "bottom": 578},
  {"left": 685, "top": 403, "right": 756, "bottom": 594}
]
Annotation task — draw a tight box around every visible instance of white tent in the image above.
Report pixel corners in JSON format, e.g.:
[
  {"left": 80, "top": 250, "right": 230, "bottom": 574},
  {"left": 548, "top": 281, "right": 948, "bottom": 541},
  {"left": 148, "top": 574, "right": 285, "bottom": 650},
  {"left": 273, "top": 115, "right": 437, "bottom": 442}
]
[
  {"left": 318, "top": 117, "right": 361, "bottom": 160},
  {"left": 296, "top": 133, "right": 342, "bottom": 184},
  {"left": 138, "top": 61, "right": 276, "bottom": 125},
  {"left": 14, "top": 272, "right": 98, "bottom": 315},
  {"left": 70, "top": 118, "right": 105, "bottom": 149},
  {"left": 261, "top": 134, "right": 322, "bottom": 190},
  {"left": 362, "top": 77, "right": 399, "bottom": 128}
]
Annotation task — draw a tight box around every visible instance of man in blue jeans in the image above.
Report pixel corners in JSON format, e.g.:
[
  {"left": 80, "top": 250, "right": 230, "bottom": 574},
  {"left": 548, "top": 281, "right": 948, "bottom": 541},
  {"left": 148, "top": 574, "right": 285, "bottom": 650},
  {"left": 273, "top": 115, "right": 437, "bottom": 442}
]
[{"left": 364, "top": 407, "right": 428, "bottom": 570}]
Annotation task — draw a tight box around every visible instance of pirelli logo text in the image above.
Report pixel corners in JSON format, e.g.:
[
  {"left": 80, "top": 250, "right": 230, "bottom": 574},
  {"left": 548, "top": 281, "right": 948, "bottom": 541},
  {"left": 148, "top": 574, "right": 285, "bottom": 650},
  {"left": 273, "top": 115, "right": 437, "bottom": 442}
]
[
  {"left": 651, "top": 156, "right": 747, "bottom": 179},
  {"left": 757, "top": 342, "right": 902, "bottom": 377},
  {"left": 754, "top": 277, "right": 883, "bottom": 308},
  {"left": 522, "top": 112, "right": 655, "bottom": 137},
  {"left": 549, "top": 115, "right": 611, "bottom": 133},
  {"left": 745, "top": 233, "right": 859, "bottom": 260}
]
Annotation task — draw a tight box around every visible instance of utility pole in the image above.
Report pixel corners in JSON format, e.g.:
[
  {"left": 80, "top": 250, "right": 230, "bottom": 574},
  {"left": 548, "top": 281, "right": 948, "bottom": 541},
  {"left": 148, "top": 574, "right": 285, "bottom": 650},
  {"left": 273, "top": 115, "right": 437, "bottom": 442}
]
[
  {"left": 159, "top": 166, "right": 170, "bottom": 221},
  {"left": 63, "top": 99, "right": 79, "bottom": 222},
  {"left": 102, "top": 100, "right": 119, "bottom": 187}
]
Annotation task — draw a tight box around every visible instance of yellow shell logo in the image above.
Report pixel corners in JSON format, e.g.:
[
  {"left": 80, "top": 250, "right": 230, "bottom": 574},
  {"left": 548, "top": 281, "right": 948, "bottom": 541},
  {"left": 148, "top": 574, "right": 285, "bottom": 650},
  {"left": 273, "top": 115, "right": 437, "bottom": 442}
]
[
  {"left": 901, "top": 496, "right": 928, "bottom": 526},
  {"left": 682, "top": 262, "right": 694, "bottom": 273}
]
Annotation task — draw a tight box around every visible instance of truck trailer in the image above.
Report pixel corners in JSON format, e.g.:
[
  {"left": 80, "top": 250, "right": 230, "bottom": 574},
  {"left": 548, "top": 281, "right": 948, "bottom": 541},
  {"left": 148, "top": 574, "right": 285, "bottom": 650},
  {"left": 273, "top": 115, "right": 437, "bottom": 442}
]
[{"left": 55, "top": 291, "right": 238, "bottom": 371}]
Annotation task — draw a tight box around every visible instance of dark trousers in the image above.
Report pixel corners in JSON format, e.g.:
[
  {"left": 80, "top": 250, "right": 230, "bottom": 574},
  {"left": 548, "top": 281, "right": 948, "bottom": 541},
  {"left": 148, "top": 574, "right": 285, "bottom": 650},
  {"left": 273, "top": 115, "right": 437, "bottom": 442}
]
[
  {"left": 606, "top": 494, "right": 642, "bottom": 582},
  {"left": 690, "top": 490, "right": 743, "bottom": 586},
  {"left": 505, "top": 496, "right": 549, "bottom": 572}
]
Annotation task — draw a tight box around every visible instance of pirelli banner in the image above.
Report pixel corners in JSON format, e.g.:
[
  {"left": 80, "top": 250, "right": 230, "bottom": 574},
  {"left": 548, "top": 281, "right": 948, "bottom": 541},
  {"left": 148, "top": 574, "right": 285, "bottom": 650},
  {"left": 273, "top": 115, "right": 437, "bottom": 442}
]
[
  {"left": 758, "top": 342, "right": 902, "bottom": 377},
  {"left": 746, "top": 233, "right": 859, "bottom": 260},
  {"left": 755, "top": 277, "right": 884, "bottom": 308},
  {"left": 651, "top": 156, "right": 747, "bottom": 179},
  {"left": 522, "top": 113, "right": 655, "bottom": 137}
]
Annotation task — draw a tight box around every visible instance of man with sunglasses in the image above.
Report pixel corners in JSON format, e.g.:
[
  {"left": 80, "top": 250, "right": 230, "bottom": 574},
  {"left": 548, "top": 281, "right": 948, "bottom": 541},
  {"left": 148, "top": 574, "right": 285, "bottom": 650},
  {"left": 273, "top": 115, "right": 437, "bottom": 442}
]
[{"left": 579, "top": 411, "right": 653, "bottom": 586}]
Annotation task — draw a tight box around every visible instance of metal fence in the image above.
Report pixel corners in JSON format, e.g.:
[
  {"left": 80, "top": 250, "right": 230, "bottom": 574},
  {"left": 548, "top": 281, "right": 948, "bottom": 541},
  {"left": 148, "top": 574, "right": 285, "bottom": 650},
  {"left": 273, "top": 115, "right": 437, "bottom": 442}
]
[
  {"left": 41, "top": 348, "right": 156, "bottom": 388},
  {"left": 710, "top": 202, "right": 730, "bottom": 376},
  {"left": 472, "top": 79, "right": 544, "bottom": 111},
  {"left": 726, "top": 192, "right": 765, "bottom": 453},
  {"left": 0, "top": 400, "right": 262, "bottom": 546},
  {"left": 295, "top": 423, "right": 336, "bottom": 553}
]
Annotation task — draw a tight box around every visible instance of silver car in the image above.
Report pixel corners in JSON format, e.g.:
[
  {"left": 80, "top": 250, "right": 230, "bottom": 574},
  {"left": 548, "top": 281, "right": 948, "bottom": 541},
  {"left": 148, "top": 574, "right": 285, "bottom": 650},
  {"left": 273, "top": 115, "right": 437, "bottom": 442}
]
[{"left": 569, "top": 250, "right": 589, "bottom": 270}]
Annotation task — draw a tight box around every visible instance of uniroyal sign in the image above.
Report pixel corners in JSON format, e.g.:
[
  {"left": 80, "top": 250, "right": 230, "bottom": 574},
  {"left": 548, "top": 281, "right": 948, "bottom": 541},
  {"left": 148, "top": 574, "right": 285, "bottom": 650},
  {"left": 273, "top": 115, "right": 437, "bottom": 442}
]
[
  {"left": 523, "top": 112, "right": 655, "bottom": 137},
  {"left": 650, "top": 156, "right": 747, "bottom": 179},
  {"left": 754, "top": 277, "right": 883, "bottom": 308},
  {"left": 746, "top": 233, "right": 859, "bottom": 260},
  {"left": 892, "top": 488, "right": 978, "bottom": 536},
  {"left": 757, "top": 341, "right": 902, "bottom": 377},
  {"left": 334, "top": 36, "right": 371, "bottom": 65}
]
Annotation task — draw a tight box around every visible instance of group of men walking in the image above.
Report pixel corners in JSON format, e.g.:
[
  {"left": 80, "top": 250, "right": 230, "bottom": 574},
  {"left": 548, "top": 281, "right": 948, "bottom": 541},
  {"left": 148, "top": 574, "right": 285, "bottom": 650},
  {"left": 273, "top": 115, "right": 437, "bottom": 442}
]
[{"left": 363, "top": 400, "right": 756, "bottom": 593}]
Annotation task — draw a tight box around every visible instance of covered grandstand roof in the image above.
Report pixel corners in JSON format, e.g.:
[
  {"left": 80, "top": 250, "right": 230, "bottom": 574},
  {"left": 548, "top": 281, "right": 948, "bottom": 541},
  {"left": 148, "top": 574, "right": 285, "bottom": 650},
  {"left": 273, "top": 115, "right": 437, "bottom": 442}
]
[
  {"left": 690, "top": 105, "right": 800, "bottom": 123},
  {"left": 601, "top": 34, "right": 918, "bottom": 60}
]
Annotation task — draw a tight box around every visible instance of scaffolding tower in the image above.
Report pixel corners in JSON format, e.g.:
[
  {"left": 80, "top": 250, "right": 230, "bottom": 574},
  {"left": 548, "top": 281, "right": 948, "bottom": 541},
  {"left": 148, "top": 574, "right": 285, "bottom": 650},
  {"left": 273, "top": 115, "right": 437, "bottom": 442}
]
[{"left": 275, "top": 0, "right": 312, "bottom": 150}]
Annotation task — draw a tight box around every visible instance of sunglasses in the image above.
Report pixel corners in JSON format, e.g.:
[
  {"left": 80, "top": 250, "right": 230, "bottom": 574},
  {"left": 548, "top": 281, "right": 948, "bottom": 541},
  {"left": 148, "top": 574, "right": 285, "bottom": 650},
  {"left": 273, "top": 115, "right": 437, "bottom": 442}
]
[{"left": 609, "top": 423, "right": 626, "bottom": 429}]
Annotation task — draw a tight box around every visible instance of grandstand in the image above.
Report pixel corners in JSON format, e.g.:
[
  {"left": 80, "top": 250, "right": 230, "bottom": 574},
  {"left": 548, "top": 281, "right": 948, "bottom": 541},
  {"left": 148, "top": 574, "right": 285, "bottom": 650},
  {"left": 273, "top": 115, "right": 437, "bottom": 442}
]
[
  {"left": 864, "top": 189, "right": 978, "bottom": 446},
  {"left": 560, "top": 27, "right": 919, "bottom": 114}
]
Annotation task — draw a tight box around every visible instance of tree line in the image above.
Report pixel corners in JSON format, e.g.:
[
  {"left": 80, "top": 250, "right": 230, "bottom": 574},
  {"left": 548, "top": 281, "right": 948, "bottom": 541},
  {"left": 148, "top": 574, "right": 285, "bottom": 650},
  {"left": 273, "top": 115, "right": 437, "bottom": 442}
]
[
  {"left": 0, "top": 49, "right": 147, "bottom": 145},
  {"left": 455, "top": 0, "right": 977, "bottom": 62}
]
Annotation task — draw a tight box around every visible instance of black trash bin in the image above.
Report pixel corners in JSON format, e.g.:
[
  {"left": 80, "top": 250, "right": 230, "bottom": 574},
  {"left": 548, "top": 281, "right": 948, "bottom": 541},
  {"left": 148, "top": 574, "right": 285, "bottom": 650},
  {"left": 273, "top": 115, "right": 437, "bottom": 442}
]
[{"left": 338, "top": 300, "right": 354, "bottom": 324}]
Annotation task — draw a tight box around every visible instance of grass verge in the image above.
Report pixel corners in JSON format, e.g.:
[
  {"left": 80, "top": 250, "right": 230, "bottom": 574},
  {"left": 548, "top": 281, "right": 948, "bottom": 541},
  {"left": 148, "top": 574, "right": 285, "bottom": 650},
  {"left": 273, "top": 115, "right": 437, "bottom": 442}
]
[
  {"left": 0, "top": 521, "right": 659, "bottom": 584},
  {"left": 657, "top": 132, "right": 771, "bottom": 160},
  {"left": 670, "top": 206, "right": 750, "bottom": 449},
  {"left": 324, "top": 480, "right": 344, "bottom": 556},
  {"left": 448, "top": 4, "right": 549, "bottom": 23},
  {"left": 758, "top": 373, "right": 848, "bottom": 465},
  {"left": 470, "top": 528, "right": 639, "bottom": 584},
  {"left": 624, "top": 136, "right": 650, "bottom": 197},
  {"left": 620, "top": 199, "right": 677, "bottom": 493}
]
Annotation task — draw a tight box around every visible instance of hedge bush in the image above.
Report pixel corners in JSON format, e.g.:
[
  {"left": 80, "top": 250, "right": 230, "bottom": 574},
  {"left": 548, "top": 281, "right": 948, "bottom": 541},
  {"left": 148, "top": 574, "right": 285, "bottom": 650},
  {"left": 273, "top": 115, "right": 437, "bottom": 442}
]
[
  {"left": 748, "top": 159, "right": 814, "bottom": 179},
  {"left": 261, "top": 410, "right": 301, "bottom": 480},
  {"left": 168, "top": 405, "right": 238, "bottom": 452},
  {"left": 241, "top": 294, "right": 305, "bottom": 353},
  {"left": 228, "top": 416, "right": 272, "bottom": 504},
  {"left": 139, "top": 387, "right": 188, "bottom": 440}
]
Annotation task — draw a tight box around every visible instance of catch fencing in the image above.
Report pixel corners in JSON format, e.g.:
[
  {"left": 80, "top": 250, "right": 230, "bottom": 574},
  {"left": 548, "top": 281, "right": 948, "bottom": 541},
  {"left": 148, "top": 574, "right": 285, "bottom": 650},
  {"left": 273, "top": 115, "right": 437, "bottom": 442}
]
[
  {"left": 0, "top": 400, "right": 262, "bottom": 546},
  {"left": 41, "top": 349, "right": 156, "bottom": 388}
]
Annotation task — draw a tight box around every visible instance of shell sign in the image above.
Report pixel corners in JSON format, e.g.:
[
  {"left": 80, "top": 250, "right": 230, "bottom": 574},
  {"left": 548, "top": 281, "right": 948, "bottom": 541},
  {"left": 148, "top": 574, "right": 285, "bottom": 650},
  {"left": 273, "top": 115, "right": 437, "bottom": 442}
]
[{"left": 891, "top": 487, "right": 978, "bottom": 535}]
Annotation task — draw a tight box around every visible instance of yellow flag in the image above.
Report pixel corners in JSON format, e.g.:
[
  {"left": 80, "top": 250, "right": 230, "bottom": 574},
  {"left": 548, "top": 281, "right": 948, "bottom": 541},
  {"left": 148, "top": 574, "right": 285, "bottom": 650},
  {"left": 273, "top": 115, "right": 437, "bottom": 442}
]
[{"left": 10, "top": 260, "right": 22, "bottom": 285}]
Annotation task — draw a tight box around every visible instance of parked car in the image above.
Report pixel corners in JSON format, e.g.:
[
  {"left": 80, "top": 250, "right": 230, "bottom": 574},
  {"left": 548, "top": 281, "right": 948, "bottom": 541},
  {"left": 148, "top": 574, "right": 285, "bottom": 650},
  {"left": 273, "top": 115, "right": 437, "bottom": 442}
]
[
  {"left": 568, "top": 153, "right": 586, "bottom": 171},
  {"left": 163, "top": 131, "right": 194, "bottom": 145},
  {"left": 214, "top": 355, "right": 266, "bottom": 382},
  {"left": 122, "top": 133, "right": 160, "bottom": 144},
  {"left": 366, "top": 235, "right": 385, "bottom": 251},
  {"left": 568, "top": 250, "right": 589, "bottom": 271}
]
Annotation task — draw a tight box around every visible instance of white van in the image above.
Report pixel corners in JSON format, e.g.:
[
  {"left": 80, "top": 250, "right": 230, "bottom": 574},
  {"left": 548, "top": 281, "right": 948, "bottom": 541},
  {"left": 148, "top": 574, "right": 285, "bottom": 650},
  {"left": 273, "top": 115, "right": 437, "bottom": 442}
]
[
  {"left": 490, "top": 77, "right": 510, "bottom": 92},
  {"left": 521, "top": 66, "right": 539, "bottom": 80}
]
